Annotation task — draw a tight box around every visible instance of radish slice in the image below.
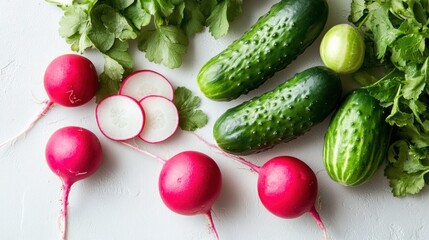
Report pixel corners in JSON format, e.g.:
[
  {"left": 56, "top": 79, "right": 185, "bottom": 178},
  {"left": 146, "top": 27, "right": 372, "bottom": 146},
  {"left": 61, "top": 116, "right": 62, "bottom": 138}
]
[
  {"left": 139, "top": 96, "right": 179, "bottom": 143},
  {"left": 119, "top": 70, "right": 174, "bottom": 101},
  {"left": 96, "top": 95, "right": 145, "bottom": 141}
]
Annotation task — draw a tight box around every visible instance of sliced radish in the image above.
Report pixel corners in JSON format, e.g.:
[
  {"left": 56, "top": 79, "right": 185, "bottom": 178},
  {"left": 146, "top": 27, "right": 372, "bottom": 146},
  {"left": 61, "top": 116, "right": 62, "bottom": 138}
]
[
  {"left": 96, "top": 95, "right": 145, "bottom": 141},
  {"left": 119, "top": 70, "right": 174, "bottom": 101},
  {"left": 139, "top": 96, "right": 179, "bottom": 143}
]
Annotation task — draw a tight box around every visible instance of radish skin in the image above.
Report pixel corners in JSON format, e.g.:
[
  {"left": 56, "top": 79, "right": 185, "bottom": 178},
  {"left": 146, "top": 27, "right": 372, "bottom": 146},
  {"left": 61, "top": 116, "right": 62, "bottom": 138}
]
[
  {"left": 120, "top": 141, "right": 221, "bottom": 240},
  {"left": 45, "top": 126, "right": 103, "bottom": 240},
  {"left": 193, "top": 133, "right": 327, "bottom": 239},
  {"left": 0, "top": 54, "right": 98, "bottom": 148}
]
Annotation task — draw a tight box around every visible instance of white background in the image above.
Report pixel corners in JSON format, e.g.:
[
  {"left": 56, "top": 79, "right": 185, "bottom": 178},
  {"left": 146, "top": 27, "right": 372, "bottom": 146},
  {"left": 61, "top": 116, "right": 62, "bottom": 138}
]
[{"left": 1, "top": 0, "right": 428, "bottom": 240}]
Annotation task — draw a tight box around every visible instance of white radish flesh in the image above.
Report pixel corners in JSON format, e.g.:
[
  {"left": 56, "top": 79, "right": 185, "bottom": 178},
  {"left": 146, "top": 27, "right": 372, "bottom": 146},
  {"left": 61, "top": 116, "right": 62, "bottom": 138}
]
[
  {"left": 96, "top": 95, "right": 145, "bottom": 141},
  {"left": 139, "top": 96, "right": 179, "bottom": 143},
  {"left": 119, "top": 70, "right": 174, "bottom": 101}
]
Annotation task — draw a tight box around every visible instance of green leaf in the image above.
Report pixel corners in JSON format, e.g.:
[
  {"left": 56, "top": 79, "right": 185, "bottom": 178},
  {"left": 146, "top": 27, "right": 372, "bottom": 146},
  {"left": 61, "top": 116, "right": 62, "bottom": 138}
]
[
  {"left": 138, "top": 25, "right": 188, "bottom": 68},
  {"left": 227, "top": 0, "right": 242, "bottom": 22},
  {"left": 207, "top": 1, "right": 229, "bottom": 39},
  {"left": 88, "top": 4, "right": 116, "bottom": 52},
  {"left": 200, "top": 0, "right": 217, "bottom": 18},
  {"left": 96, "top": 72, "right": 122, "bottom": 102},
  {"left": 111, "top": 0, "right": 135, "bottom": 10},
  {"left": 182, "top": 0, "right": 205, "bottom": 36},
  {"left": 123, "top": 0, "right": 152, "bottom": 29},
  {"left": 350, "top": 0, "right": 366, "bottom": 22},
  {"left": 104, "top": 40, "right": 134, "bottom": 70},
  {"left": 365, "top": 2, "right": 402, "bottom": 59},
  {"left": 173, "top": 87, "right": 208, "bottom": 131},
  {"left": 167, "top": 2, "right": 185, "bottom": 25},
  {"left": 385, "top": 165, "right": 427, "bottom": 197},
  {"left": 99, "top": 5, "right": 138, "bottom": 40},
  {"left": 365, "top": 72, "right": 402, "bottom": 106}
]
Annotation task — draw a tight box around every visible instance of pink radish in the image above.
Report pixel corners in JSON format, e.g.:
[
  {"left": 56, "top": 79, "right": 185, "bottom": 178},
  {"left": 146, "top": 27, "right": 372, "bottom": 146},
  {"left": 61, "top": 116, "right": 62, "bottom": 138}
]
[
  {"left": 95, "top": 95, "right": 145, "bottom": 141},
  {"left": 194, "top": 134, "right": 327, "bottom": 239},
  {"left": 121, "top": 142, "right": 222, "bottom": 239},
  {"left": 45, "top": 126, "right": 103, "bottom": 240},
  {"left": 119, "top": 70, "right": 174, "bottom": 101},
  {"left": 0, "top": 54, "right": 98, "bottom": 147},
  {"left": 138, "top": 95, "right": 179, "bottom": 143}
]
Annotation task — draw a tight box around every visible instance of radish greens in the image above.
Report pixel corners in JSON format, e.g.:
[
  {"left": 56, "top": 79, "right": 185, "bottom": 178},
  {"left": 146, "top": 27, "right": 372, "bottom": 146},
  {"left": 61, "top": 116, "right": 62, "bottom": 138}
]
[{"left": 47, "top": 0, "right": 243, "bottom": 101}]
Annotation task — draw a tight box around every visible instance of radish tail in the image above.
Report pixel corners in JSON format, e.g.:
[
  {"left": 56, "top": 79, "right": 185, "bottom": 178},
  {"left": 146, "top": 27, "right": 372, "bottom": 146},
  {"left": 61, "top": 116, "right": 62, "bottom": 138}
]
[
  {"left": 192, "top": 133, "right": 260, "bottom": 173},
  {"left": 0, "top": 100, "right": 54, "bottom": 148},
  {"left": 205, "top": 210, "right": 220, "bottom": 240},
  {"left": 309, "top": 205, "right": 327, "bottom": 240},
  {"left": 60, "top": 181, "right": 72, "bottom": 240},
  {"left": 120, "top": 141, "right": 166, "bottom": 164}
]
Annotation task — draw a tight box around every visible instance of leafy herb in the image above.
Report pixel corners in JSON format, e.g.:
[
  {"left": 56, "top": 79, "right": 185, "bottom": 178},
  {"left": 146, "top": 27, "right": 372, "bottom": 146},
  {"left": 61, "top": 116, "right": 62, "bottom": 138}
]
[
  {"left": 173, "top": 87, "right": 208, "bottom": 131},
  {"left": 47, "top": 0, "right": 243, "bottom": 101},
  {"left": 350, "top": 0, "right": 429, "bottom": 196}
]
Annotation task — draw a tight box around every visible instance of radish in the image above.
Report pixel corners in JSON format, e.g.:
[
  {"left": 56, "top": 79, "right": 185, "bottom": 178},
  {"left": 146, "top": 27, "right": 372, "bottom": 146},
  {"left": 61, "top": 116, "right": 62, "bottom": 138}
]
[
  {"left": 121, "top": 142, "right": 222, "bottom": 239},
  {"left": 45, "top": 126, "right": 103, "bottom": 240},
  {"left": 138, "top": 96, "right": 179, "bottom": 143},
  {"left": 96, "top": 95, "right": 145, "bottom": 141},
  {"left": 194, "top": 134, "right": 327, "bottom": 239},
  {"left": 0, "top": 54, "right": 98, "bottom": 147},
  {"left": 119, "top": 70, "right": 174, "bottom": 101}
]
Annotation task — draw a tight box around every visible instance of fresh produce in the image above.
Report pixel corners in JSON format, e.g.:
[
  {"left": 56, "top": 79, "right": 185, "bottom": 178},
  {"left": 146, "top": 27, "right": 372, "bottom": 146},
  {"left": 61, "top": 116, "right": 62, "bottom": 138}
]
[
  {"left": 350, "top": 0, "right": 429, "bottom": 196},
  {"left": 95, "top": 70, "right": 207, "bottom": 142},
  {"left": 323, "top": 89, "right": 392, "bottom": 186},
  {"left": 192, "top": 138, "right": 327, "bottom": 240},
  {"left": 138, "top": 95, "right": 179, "bottom": 143},
  {"left": 46, "top": 0, "right": 243, "bottom": 101},
  {"left": 0, "top": 54, "right": 98, "bottom": 148},
  {"left": 213, "top": 66, "right": 342, "bottom": 155},
  {"left": 197, "top": 0, "right": 329, "bottom": 101},
  {"left": 319, "top": 24, "right": 365, "bottom": 74},
  {"left": 119, "top": 70, "right": 174, "bottom": 101},
  {"left": 45, "top": 126, "right": 103, "bottom": 240},
  {"left": 96, "top": 94, "right": 145, "bottom": 141},
  {"left": 120, "top": 143, "right": 222, "bottom": 240}
]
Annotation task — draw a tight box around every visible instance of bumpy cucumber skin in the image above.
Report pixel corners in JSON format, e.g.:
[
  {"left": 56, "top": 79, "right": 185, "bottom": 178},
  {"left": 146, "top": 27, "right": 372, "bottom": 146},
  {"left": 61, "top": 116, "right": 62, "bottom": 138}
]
[
  {"left": 197, "top": 0, "right": 329, "bottom": 101},
  {"left": 323, "top": 89, "right": 392, "bottom": 186},
  {"left": 213, "top": 67, "right": 342, "bottom": 155}
]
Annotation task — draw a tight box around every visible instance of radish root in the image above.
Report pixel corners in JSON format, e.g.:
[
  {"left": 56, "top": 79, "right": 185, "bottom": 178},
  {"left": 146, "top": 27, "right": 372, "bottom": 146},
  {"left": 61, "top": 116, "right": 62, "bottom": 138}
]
[
  {"left": 309, "top": 205, "right": 327, "bottom": 240},
  {"left": 0, "top": 100, "right": 54, "bottom": 148},
  {"left": 206, "top": 211, "right": 220, "bottom": 240}
]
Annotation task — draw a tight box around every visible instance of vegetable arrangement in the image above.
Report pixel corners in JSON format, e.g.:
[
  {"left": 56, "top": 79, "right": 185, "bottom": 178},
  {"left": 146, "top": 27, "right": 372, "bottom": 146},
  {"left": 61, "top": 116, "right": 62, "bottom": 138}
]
[
  {"left": 349, "top": 0, "right": 429, "bottom": 196},
  {"left": 5, "top": 0, "right": 429, "bottom": 239},
  {"left": 197, "top": 0, "right": 329, "bottom": 101},
  {"left": 46, "top": 0, "right": 243, "bottom": 101}
]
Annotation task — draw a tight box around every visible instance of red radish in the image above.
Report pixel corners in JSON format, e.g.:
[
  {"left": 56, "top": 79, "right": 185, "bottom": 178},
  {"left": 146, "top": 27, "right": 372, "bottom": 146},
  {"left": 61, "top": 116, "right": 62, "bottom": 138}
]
[
  {"left": 45, "top": 126, "right": 103, "bottom": 240},
  {"left": 138, "top": 95, "right": 179, "bottom": 143},
  {"left": 0, "top": 54, "right": 98, "bottom": 147},
  {"left": 119, "top": 70, "right": 174, "bottom": 101},
  {"left": 96, "top": 95, "right": 145, "bottom": 141},
  {"left": 194, "top": 134, "right": 327, "bottom": 239},
  {"left": 121, "top": 142, "right": 222, "bottom": 240}
]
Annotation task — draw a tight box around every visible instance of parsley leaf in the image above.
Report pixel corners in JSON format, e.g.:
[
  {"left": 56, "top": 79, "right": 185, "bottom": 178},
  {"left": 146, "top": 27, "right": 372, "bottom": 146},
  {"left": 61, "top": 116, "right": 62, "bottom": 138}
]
[
  {"left": 138, "top": 25, "right": 188, "bottom": 69},
  {"left": 207, "top": 1, "right": 229, "bottom": 39},
  {"left": 173, "top": 87, "right": 208, "bottom": 131},
  {"left": 350, "top": 0, "right": 429, "bottom": 196}
]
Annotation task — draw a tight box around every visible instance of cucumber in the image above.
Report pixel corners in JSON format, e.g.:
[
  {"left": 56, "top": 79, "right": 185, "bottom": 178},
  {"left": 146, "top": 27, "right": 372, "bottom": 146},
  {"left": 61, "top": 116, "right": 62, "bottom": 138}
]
[
  {"left": 323, "top": 89, "right": 392, "bottom": 186},
  {"left": 197, "top": 0, "right": 329, "bottom": 101},
  {"left": 213, "top": 66, "right": 342, "bottom": 155}
]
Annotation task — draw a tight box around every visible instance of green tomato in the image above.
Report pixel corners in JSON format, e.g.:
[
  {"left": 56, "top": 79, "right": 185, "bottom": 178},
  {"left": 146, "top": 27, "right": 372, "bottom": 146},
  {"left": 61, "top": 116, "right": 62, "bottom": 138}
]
[{"left": 320, "top": 24, "right": 365, "bottom": 74}]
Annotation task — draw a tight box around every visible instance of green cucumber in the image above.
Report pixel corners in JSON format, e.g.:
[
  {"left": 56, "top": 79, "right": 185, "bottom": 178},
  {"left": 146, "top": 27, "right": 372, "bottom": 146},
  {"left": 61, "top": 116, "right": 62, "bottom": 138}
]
[
  {"left": 323, "top": 89, "right": 392, "bottom": 186},
  {"left": 213, "top": 66, "right": 342, "bottom": 155},
  {"left": 197, "top": 0, "right": 329, "bottom": 101}
]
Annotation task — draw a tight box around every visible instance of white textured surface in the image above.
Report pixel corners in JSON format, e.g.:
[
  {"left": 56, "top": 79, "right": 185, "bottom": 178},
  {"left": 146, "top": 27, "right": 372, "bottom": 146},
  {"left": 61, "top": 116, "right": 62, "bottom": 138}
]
[{"left": 0, "top": 0, "right": 427, "bottom": 240}]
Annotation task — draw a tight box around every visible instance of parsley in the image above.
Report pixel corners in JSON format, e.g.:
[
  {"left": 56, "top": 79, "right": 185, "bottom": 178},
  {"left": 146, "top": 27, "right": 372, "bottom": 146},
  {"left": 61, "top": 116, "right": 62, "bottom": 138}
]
[
  {"left": 47, "top": 0, "right": 243, "bottom": 101},
  {"left": 173, "top": 87, "right": 208, "bottom": 131},
  {"left": 350, "top": 0, "right": 429, "bottom": 196}
]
